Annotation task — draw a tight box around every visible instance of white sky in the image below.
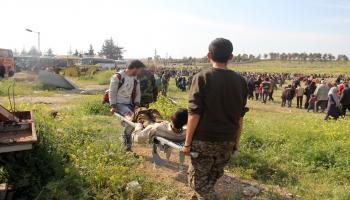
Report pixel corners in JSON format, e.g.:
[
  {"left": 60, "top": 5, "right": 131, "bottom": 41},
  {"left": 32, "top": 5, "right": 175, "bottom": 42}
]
[{"left": 2, "top": 0, "right": 350, "bottom": 58}]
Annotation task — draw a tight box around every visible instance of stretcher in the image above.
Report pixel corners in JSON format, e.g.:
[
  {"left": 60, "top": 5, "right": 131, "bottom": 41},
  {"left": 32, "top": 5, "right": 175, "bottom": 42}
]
[{"left": 114, "top": 113, "right": 198, "bottom": 171}]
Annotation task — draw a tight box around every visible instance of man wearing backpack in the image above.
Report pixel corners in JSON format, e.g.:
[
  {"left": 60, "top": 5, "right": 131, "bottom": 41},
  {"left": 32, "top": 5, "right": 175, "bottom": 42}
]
[{"left": 109, "top": 60, "right": 144, "bottom": 151}]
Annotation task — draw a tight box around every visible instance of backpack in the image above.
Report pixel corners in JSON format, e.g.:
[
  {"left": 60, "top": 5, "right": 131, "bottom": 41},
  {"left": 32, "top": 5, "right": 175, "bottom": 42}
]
[{"left": 102, "top": 73, "right": 138, "bottom": 105}]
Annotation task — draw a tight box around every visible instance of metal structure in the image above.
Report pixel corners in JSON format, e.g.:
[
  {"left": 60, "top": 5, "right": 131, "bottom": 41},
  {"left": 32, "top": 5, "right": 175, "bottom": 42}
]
[
  {"left": 0, "top": 105, "right": 37, "bottom": 153},
  {"left": 114, "top": 113, "right": 198, "bottom": 171}
]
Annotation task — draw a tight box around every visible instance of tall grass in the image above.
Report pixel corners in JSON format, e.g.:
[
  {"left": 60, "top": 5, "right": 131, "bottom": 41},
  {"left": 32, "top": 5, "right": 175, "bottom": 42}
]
[{"left": 0, "top": 97, "right": 180, "bottom": 199}]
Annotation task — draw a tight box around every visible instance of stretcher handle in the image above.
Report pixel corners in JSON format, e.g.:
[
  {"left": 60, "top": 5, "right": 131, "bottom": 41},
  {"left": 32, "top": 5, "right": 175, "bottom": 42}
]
[
  {"left": 114, "top": 112, "right": 136, "bottom": 127},
  {"left": 155, "top": 136, "right": 199, "bottom": 158}
]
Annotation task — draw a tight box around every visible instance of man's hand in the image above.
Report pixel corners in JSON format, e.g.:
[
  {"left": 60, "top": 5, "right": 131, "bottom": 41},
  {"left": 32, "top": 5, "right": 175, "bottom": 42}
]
[
  {"left": 182, "top": 146, "right": 191, "bottom": 155},
  {"left": 110, "top": 107, "right": 117, "bottom": 113}
]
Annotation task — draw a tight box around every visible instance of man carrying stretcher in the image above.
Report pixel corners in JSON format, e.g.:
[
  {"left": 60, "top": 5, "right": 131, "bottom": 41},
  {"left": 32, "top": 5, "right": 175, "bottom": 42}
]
[{"left": 108, "top": 59, "right": 188, "bottom": 150}]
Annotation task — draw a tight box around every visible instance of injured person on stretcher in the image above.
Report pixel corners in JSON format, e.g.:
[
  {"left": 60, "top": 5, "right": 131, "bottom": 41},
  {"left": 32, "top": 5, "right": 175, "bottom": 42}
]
[{"left": 130, "top": 107, "right": 188, "bottom": 144}]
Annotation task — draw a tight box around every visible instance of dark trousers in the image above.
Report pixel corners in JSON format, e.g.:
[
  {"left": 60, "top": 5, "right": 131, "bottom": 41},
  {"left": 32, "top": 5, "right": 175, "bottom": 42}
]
[
  {"left": 307, "top": 103, "right": 315, "bottom": 112},
  {"left": 268, "top": 90, "right": 274, "bottom": 101},
  {"left": 304, "top": 95, "right": 310, "bottom": 109},
  {"left": 296, "top": 96, "right": 303, "bottom": 108},
  {"left": 248, "top": 90, "right": 254, "bottom": 100},
  {"left": 262, "top": 91, "right": 269, "bottom": 103},
  {"left": 287, "top": 99, "right": 292, "bottom": 107},
  {"left": 316, "top": 100, "right": 328, "bottom": 112},
  {"left": 255, "top": 93, "right": 259, "bottom": 100},
  {"left": 281, "top": 97, "right": 286, "bottom": 107},
  {"left": 341, "top": 104, "right": 350, "bottom": 116}
]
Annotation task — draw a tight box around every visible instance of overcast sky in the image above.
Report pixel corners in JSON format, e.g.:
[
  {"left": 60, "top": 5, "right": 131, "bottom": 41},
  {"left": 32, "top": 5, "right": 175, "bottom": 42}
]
[{"left": 2, "top": 0, "right": 350, "bottom": 58}]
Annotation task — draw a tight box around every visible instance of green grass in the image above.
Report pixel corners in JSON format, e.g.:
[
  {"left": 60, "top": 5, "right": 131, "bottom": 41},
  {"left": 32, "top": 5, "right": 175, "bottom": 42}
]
[
  {"left": 1, "top": 64, "right": 350, "bottom": 199},
  {"left": 0, "top": 96, "right": 180, "bottom": 199},
  {"left": 0, "top": 79, "right": 57, "bottom": 97},
  {"left": 158, "top": 79, "right": 350, "bottom": 200},
  {"left": 229, "top": 60, "right": 350, "bottom": 73},
  {"left": 230, "top": 101, "right": 350, "bottom": 200},
  {"left": 75, "top": 70, "right": 115, "bottom": 85}
]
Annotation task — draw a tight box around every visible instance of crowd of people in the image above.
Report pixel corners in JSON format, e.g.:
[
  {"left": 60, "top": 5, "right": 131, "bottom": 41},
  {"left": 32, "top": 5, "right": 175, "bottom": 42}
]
[{"left": 241, "top": 72, "right": 350, "bottom": 120}]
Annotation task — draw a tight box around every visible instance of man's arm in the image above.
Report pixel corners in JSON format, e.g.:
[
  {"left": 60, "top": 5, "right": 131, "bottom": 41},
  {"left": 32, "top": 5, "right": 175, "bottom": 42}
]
[
  {"left": 109, "top": 75, "right": 119, "bottom": 112},
  {"left": 184, "top": 114, "right": 200, "bottom": 147},
  {"left": 183, "top": 74, "right": 204, "bottom": 155},
  {"left": 134, "top": 80, "right": 141, "bottom": 107}
]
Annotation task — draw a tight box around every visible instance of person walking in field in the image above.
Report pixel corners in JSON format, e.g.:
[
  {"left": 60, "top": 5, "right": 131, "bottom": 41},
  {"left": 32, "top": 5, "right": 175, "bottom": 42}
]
[
  {"left": 281, "top": 86, "right": 288, "bottom": 107},
  {"left": 307, "top": 94, "right": 317, "bottom": 112},
  {"left": 286, "top": 85, "right": 295, "bottom": 108},
  {"left": 340, "top": 83, "right": 350, "bottom": 116},
  {"left": 314, "top": 81, "right": 329, "bottom": 112},
  {"left": 304, "top": 81, "right": 316, "bottom": 109},
  {"left": 261, "top": 77, "right": 271, "bottom": 103},
  {"left": 325, "top": 85, "right": 341, "bottom": 120},
  {"left": 109, "top": 60, "right": 144, "bottom": 151},
  {"left": 161, "top": 72, "right": 170, "bottom": 96},
  {"left": 295, "top": 85, "right": 304, "bottom": 109},
  {"left": 183, "top": 38, "right": 248, "bottom": 200}
]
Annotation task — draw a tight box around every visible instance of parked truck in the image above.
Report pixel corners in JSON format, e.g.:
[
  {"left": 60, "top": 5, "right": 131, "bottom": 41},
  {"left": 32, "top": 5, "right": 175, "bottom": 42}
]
[{"left": 0, "top": 48, "right": 15, "bottom": 77}]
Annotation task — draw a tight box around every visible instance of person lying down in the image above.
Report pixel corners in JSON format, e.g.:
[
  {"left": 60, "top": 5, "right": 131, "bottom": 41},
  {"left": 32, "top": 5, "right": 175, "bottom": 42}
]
[{"left": 131, "top": 107, "right": 188, "bottom": 143}]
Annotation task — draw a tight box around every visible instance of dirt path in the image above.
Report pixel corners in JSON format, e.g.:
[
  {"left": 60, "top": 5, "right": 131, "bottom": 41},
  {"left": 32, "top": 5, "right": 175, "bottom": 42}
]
[{"left": 132, "top": 145, "right": 294, "bottom": 200}]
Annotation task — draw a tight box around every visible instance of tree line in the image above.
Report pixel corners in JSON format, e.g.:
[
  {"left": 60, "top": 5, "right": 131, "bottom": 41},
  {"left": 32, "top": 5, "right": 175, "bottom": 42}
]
[
  {"left": 16, "top": 37, "right": 124, "bottom": 60},
  {"left": 194, "top": 52, "right": 349, "bottom": 63}
]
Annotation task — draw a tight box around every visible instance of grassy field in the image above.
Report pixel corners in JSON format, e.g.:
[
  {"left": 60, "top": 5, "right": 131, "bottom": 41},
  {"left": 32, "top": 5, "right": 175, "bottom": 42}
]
[
  {"left": 0, "top": 83, "right": 182, "bottom": 199},
  {"left": 228, "top": 60, "right": 350, "bottom": 74},
  {"left": 152, "top": 79, "right": 350, "bottom": 200},
  {"left": 1, "top": 65, "right": 350, "bottom": 199}
]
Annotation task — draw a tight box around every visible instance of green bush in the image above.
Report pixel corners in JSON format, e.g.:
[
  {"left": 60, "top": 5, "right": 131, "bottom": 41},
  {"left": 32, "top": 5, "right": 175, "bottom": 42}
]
[
  {"left": 0, "top": 101, "right": 178, "bottom": 199},
  {"left": 80, "top": 96, "right": 111, "bottom": 115},
  {"left": 95, "top": 70, "right": 115, "bottom": 85}
]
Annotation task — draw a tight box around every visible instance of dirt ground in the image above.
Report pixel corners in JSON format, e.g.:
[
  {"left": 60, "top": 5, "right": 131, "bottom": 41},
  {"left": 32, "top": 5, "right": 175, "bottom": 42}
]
[{"left": 133, "top": 145, "right": 294, "bottom": 200}]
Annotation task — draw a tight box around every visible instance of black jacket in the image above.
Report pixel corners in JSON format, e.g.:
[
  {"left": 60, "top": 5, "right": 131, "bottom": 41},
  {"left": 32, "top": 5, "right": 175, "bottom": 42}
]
[{"left": 340, "top": 87, "right": 350, "bottom": 106}]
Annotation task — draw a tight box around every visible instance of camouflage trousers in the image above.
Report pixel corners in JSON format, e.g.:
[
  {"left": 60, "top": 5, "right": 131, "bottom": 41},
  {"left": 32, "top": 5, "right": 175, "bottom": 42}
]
[
  {"left": 189, "top": 140, "right": 235, "bottom": 200},
  {"left": 132, "top": 107, "right": 163, "bottom": 127}
]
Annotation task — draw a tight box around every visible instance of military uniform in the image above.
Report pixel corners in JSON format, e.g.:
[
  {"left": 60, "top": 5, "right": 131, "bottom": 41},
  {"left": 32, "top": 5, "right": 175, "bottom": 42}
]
[
  {"left": 132, "top": 107, "right": 162, "bottom": 127},
  {"left": 138, "top": 70, "right": 158, "bottom": 107},
  {"left": 161, "top": 73, "right": 170, "bottom": 96},
  {"left": 189, "top": 141, "right": 235, "bottom": 200}
]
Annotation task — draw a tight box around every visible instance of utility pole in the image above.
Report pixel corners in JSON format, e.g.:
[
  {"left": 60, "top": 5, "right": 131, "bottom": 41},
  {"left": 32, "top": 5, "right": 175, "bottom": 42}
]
[{"left": 25, "top": 28, "right": 41, "bottom": 54}]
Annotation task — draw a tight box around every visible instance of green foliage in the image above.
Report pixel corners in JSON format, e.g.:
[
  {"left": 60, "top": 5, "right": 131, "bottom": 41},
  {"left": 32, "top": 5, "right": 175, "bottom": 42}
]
[
  {"left": 150, "top": 95, "right": 179, "bottom": 119},
  {"left": 80, "top": 95, "right": 110, "bottom": 115},
  {"left": 229, "top": 106, "right": 350, "bottom": 199},
  {"left": 0, "top": 99, "right": 179, "bottom": 199},
  {"left": 0, "top": 79, "right": 56, "bottom": 97},
  {"left": 95, "top": 70, "right": 115, "bottom": 85}
]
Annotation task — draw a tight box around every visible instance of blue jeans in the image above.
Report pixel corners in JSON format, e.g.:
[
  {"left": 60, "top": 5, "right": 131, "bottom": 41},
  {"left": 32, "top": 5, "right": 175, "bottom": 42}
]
[
  {"left": 116, "top": 103, "right": 133, "bottom": 115},
  {"left": 116, "top": 103, "right": 134, "bottom": 151}
]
